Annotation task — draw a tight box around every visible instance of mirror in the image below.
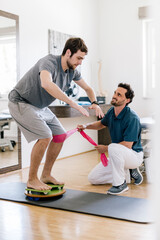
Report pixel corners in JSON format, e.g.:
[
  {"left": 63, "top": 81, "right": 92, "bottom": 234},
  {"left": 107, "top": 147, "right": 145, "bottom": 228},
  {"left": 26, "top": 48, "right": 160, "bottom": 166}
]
[{"left": 0, "top": 10, "right": 21, "bottom": 174}]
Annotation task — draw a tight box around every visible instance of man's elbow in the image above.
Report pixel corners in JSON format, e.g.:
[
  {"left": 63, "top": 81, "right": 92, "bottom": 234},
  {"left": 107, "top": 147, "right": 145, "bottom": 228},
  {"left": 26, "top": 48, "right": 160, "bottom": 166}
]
[{"left": 40, "top": 79, "right": 48, "bottom": 90}]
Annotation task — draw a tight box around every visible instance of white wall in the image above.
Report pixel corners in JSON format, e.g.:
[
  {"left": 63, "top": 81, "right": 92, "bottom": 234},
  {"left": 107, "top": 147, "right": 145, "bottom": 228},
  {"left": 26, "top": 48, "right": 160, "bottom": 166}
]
[{"left": 98, "top": 0, "right": 153, "bottom": 117}]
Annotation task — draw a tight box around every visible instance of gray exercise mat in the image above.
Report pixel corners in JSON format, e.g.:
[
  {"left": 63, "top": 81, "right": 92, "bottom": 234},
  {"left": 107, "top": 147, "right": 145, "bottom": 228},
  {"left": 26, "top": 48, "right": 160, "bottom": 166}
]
[{"left": 0, "top": 182, "right": 153, "bottom": 223}]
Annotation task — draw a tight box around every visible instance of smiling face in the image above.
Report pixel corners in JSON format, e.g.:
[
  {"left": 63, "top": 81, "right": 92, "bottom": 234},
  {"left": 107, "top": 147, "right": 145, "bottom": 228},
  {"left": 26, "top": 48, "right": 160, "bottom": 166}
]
[
  {"left": 66, "top": 50, "right": 86, "bottom": 70},
  {"left": 111, "top": 87, "right": 130, "bottom": 107}
]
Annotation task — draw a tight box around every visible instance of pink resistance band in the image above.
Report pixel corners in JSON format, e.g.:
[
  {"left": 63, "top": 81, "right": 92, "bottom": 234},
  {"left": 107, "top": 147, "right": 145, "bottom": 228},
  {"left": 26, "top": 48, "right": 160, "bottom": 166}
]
[{"left": 52, "top": 129, "right": 108, "bottom": 167}]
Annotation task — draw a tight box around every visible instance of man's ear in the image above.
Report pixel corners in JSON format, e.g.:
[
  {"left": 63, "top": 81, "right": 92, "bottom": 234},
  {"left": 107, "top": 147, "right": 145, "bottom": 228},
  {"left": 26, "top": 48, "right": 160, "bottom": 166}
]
[
  {"left": 126, "top": 98, "right": 131, "bottom": 104},
  {"left": 66, "top": 49, "right": 71, "bottom": 57}
]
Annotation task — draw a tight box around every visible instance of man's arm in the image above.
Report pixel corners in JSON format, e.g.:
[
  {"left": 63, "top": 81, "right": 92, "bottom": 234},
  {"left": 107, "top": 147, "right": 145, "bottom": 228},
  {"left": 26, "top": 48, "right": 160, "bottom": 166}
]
[
  {"left": 77, "top": 121, "right": 108, "bottom": 153},
  {"left": 75, "top": 79, "right": 104, "bottom": 118},
  {"left": 77, "top": 120, "right": 106, "bottom": 131},
  {"left": 40, "top": 70, "right": 89, "bottom": 117},
  {"left": 119, "top": 116, "right": 140, "bottom": 149}
]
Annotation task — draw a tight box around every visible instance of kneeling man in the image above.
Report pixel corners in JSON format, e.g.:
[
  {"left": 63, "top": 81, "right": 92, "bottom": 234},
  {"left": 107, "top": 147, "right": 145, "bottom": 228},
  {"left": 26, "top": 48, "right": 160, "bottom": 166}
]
[{"left": 77, "top": 83, "right": 143, "bottom": 195}]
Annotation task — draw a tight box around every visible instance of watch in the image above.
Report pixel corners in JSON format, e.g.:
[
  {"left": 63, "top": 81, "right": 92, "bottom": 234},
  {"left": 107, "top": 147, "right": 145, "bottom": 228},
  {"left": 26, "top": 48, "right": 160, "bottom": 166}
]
[{"left": 91, "top": 101, "right": 99, "bottom": 105}]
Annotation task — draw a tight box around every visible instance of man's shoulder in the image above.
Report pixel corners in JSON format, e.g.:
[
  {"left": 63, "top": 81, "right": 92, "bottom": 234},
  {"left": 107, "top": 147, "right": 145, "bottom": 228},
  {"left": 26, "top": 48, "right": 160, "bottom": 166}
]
[
  {"left": 41, "top": 54, "right": 59, "bottom": 62},
  {"left": 36, "top": 54, "right": 60, "bottom": 74},
  {"left": 104, "top": 106, "right": 114, "bottom": 119},
  {"left": 125, "top": 107, "right": 140, "bottom": 121}
]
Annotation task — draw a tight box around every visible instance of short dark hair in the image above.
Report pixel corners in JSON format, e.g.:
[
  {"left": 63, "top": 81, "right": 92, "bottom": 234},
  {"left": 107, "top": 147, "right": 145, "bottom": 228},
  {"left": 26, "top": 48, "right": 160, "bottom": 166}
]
[
  {"left": 118, "top": 83, "right": 135, "bottom": 105},
  {"left": 62, "top": 37, "right": 88, "bottom": 57}
]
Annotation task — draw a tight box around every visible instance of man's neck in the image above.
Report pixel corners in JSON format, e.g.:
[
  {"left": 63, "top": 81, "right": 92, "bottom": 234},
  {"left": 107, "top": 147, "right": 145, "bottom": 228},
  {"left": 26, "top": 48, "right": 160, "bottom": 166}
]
[
  {"left": 61, "top": 55, "right": 68, "bottom": 72},
  {"left": 114, "top": 105, "right": 126, "bottom": 117}
]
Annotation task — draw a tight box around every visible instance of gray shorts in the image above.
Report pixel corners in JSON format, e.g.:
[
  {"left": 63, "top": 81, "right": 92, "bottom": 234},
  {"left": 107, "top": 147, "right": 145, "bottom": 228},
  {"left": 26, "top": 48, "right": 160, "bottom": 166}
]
[{"left": 8, "top": 101, "right": 66, "bottom": 143}]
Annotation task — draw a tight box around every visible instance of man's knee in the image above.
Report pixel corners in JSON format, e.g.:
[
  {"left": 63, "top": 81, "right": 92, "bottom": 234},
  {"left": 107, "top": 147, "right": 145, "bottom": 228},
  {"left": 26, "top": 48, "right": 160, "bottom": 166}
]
[
  {"left": 38, "top": 137, "right": 52, "bottom": 147},
  {"left": 52, "top": 132, "right": 67, "bottom": 143},
  {"left": 108, "top": 143, "right": 119, "bottom": 156},
  {"left": 88, "top": 172, "right": 99, "bottom": 185}
]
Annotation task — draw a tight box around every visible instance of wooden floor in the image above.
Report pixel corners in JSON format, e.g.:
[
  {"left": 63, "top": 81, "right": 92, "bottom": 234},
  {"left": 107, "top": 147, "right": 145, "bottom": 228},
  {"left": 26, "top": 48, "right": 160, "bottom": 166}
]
[{"left": 0, "top": 150, "right": 154, "bottom": 240}]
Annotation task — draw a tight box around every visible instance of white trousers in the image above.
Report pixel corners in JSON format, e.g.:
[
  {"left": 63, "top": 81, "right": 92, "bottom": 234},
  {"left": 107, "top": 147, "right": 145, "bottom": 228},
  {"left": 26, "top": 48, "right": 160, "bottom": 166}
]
[{"left": 88, "top": 143, "right": 144, "bottom": 186}]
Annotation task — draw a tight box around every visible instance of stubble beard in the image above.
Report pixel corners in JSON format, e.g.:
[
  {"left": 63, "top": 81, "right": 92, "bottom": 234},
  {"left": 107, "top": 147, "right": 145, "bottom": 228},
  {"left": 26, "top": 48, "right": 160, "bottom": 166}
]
[
  {"left": 67, "top": 59, "right": 76, "bottom": 70},
  {"left": 111, "top": 98, "right": 125, "bottom": 106}
]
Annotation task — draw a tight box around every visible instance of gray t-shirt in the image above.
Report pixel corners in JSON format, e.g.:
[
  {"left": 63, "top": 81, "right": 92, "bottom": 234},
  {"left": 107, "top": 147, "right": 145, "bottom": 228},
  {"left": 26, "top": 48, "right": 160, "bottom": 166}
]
[{"left": 8, "top": 54, "right": 82, "bottom": 108}]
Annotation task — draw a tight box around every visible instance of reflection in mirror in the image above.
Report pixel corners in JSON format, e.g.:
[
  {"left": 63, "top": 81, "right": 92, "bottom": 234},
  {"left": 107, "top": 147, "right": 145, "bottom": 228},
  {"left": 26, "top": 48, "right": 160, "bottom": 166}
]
[{"left": 0, "top": 10, "right": 21, "bottom": 174}]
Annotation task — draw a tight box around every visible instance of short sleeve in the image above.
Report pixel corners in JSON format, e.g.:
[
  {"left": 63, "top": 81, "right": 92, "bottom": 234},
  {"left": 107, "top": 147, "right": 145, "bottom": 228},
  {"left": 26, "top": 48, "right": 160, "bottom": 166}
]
[
  {"left": 101, "top": 113, "right": 109, "bottom": 126},
  {"left": 101, "top": 107, "right": 113, "bottom": 127},
  {"left": 72, "top": 69, "right": 82, "bottom": 81},
  {"left": 123, "top": 117, "right": 141, "bottom": 142},
  {"left": 38, "top": 58, "right": 56, "bottom": 76}
]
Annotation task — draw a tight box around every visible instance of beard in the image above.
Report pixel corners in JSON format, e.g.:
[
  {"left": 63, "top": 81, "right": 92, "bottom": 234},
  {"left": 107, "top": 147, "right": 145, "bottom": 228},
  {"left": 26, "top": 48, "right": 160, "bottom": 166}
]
[
  {"left": 66, "top": 59, "right": 76, "bottom": 70},
  {"left": 111, "top": 98, "right": 125, "bottom": 106}
]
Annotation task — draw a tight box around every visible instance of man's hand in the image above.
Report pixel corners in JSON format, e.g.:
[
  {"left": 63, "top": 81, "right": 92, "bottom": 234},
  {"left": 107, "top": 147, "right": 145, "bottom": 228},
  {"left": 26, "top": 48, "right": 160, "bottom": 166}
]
[
  {"left": 77, "top": 124, "right": 87, "bottom": 132},
  {"left": 88, "top": 104, "right": 104, "bottom": 118},
  {"left": 69, "top": 101, "right": 89, "bottom": 117},
  {"left": 95, "top": 145, "right": 108, "bottom": 153},
  {"left": 77, "top": 105, "right": 89, "bottom": 117},
  {"left": 75, "top": 79, "right": 104, "bottom": 118}
]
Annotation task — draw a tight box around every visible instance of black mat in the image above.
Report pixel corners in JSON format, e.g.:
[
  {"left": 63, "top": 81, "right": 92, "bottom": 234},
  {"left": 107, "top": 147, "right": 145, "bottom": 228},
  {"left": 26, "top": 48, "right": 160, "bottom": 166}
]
[{"left": 0, "top": 182, "right": 153, "bottom": 223}]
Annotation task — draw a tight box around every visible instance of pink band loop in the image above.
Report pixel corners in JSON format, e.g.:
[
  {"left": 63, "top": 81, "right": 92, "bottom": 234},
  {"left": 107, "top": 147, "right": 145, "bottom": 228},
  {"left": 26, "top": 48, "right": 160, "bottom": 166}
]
[
  {"left": 79, "top": 130, "right": 97, "bottom": 146},
  {"left": 52, "top": 128, "right": 108, "bottom": 166},
  {"left": 52, "top": 133, "right": 67, "bottom": 143},
  {"left": 80, "top": 130, "right": 108, "bottom": 166}
]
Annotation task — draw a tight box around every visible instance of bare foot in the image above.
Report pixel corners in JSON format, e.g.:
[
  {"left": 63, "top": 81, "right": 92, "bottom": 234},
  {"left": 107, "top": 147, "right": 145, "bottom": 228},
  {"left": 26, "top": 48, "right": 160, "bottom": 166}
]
[
  {"left": 27, "top": 178, "right": 52, "bottom": 191},
  {"left": 40, "top": 175, "right": 65, "bottom": 185}
]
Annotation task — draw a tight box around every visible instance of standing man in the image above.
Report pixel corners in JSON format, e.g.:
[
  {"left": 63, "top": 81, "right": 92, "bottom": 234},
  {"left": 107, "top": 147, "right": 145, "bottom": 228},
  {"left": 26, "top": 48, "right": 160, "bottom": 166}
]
[
  {"left": 8, "top": 38, "right": 104, "bottom": 191},
  {"left": 77, "top": 83, "right": 143, "bottom": 195}
]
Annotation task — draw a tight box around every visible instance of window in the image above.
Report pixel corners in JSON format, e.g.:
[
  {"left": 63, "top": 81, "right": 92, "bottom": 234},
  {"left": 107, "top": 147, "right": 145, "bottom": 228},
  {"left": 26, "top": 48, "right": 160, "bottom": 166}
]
[
  {"left": 0, "top": 16, "right": 17, "bottom": 98},
  {"left": 142, "top": 19, "right": 155, "bottom": 98}
]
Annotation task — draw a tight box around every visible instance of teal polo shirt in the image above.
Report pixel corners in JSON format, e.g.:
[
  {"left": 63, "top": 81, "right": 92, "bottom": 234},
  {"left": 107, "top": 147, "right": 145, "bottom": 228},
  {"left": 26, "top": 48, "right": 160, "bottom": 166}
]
[{"left": 101, "top": 106, "right": 143, "bottom": 152}]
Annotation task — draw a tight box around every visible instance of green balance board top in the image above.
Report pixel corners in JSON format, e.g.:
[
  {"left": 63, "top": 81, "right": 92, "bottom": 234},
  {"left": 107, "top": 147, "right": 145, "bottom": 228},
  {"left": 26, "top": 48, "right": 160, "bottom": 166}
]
[{"left": 25, "top": 184, "right": 64, "bottom": 194}]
